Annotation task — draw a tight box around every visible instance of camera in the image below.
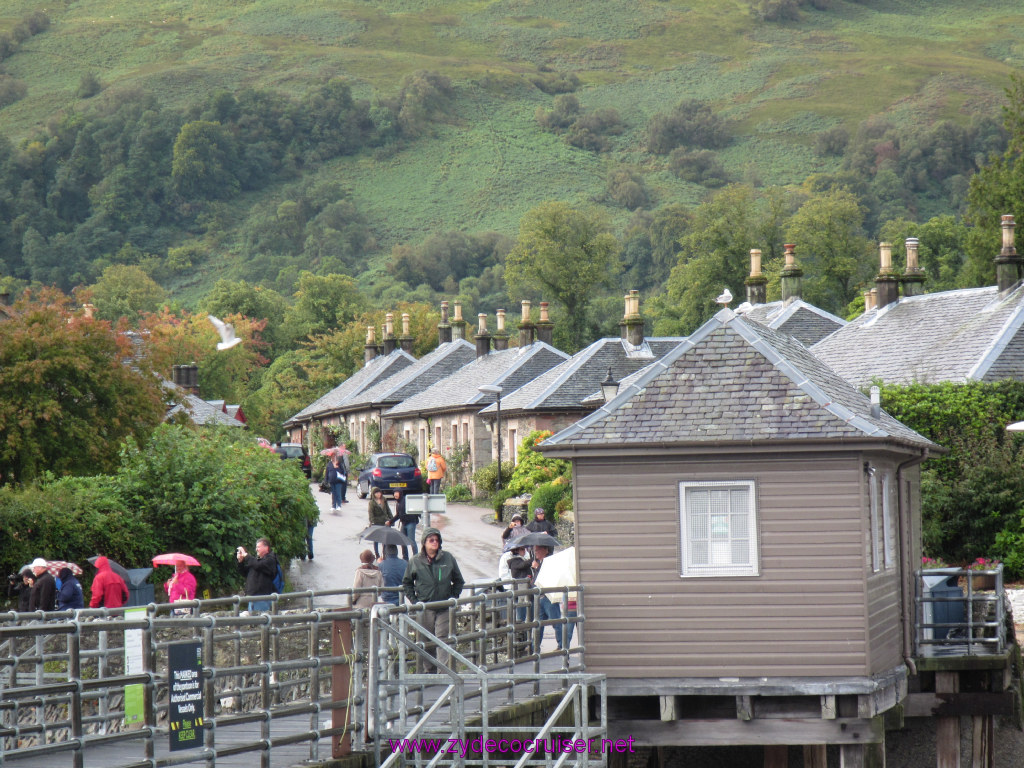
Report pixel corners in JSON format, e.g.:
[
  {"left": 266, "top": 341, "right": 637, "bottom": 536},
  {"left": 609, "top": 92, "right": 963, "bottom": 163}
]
[{"left": 7, "top": 573, "right": 16, "bottom": 583}]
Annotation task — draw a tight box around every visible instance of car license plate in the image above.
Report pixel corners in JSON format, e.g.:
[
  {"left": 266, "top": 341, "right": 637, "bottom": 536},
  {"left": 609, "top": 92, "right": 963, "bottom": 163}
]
[{"left": 390, "top": 482, "right": 407, "bottom": 488}]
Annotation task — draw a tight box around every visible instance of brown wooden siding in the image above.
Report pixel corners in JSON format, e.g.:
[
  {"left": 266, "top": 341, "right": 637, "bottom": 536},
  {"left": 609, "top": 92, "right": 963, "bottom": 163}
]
[{"left": 575, "top": 451, "right": 892, "bottom": 679}]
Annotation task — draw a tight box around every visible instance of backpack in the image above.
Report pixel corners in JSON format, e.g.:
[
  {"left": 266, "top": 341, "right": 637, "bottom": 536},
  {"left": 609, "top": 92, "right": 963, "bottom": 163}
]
[
  {"left": 427, "top": 456, "right": 438, "bottom": 472},
  {"left": 273, "top": 564, "right": 285, "bottom": 594}
]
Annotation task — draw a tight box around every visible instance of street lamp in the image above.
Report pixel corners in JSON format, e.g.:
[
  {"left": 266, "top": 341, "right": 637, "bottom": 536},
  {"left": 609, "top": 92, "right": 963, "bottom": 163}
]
[
  {"left": 478, "top": 384, "right": 504, "bottom": 493},
  {"left": 600, "top": 367, "right": 619, "bottom": 403}
]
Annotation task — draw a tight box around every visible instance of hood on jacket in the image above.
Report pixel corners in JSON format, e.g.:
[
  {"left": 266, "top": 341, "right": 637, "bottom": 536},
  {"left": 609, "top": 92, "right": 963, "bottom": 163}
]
[
  {"left": 94, "top": 556, "right": 110, "bottom": 572},
  {"left": 58, "top": 567, "right": 73, "bottom": 582},
  {"left": 420, "top": 526, "right": 442, "bottom": 547}
]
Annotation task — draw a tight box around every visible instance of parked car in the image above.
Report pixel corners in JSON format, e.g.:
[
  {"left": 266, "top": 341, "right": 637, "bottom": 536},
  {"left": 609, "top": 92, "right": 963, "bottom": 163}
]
[
  {"left": 356, "top": 452, "right": 423, "bottom": 498},
  {"left": 276, "top": 443, "right": 312, "bottom": 478}
]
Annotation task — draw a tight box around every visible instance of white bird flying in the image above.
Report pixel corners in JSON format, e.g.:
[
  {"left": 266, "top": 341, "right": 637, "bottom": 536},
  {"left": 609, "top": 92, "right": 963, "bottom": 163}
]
[
  {"left": 715, "top": 288, "right": 733, "bottom": 306},
  {"left": 208, "top": 315, "right": 242, "bottom": 351}
]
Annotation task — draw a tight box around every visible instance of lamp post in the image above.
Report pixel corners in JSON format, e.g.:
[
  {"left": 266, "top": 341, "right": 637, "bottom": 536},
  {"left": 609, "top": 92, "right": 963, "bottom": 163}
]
[{"left": 478, "top": 384, "right": 504, "bottom": 494}]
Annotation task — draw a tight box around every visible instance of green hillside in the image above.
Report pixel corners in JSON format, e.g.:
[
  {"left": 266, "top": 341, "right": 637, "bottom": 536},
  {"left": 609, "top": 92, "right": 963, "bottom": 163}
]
[{"left": 0, "top": 0, "right": 1022, "bottom": 307}]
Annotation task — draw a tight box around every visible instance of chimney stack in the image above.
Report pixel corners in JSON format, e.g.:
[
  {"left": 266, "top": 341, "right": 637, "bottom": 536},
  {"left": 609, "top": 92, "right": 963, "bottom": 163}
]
[
  {"left": 745, "top": 249, "right": 767, "bottom": 305},
  {"left": 382, "top": 312, "right": 397, "bottom": 354},
  {"left": 996, "top": 215, "right": 1022, "bottom": 293},
  {"left": 518, "top": 300, "right": 535, "bottom": 347},
  {"left": 621, "top": 290, "right": 644, "bottom": 346},
  {"left": 781, "top": 244, "right": 803, "bottom": 304},
  {"left": 493, "top": 309, "right": 509, "bottom": 351},
  {"left": 175, "top": 362, "right": 200, "bottom": 395},
  {"left": 875, "top": 242, "right": 900, "bottom": 309},
  {"left": 474, "top": 313, "right": 492, "bottom": 358},
  {"left": 901, "top": 237, "right": 925, "bottom": 298},
  {"left": 364, "top": 326, "right": 378, "bottom": 364},
  {"left": 438, "top": 300, "right": 452, "bottom": 344},
  {"left": 0, "top": 291, "right": 9, "bottom": 306},
  {"left": 451, "top": 301, "right": 468, "bottom": 340},
  {"left": 536, "top": 302, "right": 554, "bottom": 345},
  {"left": 400, "top": 313, "right": 414, "bottom": 354}
]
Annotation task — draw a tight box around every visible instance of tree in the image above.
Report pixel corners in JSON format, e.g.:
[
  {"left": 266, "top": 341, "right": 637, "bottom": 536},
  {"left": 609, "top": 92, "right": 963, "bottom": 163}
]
[
  {"left": 964, "top": 73, "right": 1024, "bottom": 287},
  {"left": 0, "top": 289, "right": 166, "bottom": 484},
  {"left": 283, "top": 271, "right": 368, "bottom": 342},
  {"left": 504, "top": 202, "right": 620, "bottom": 350},
  {"left": 785, "top": 187, "right": 873, "bottom": 313},
  {"left": 171, "top": 120, "right": 240, "bottom": 200},
  {"left": 88, "top": 264, "right": 167, "bottom": 322},
  {"left": 201, "top": 279, "right": 289, "bottom": 352}
]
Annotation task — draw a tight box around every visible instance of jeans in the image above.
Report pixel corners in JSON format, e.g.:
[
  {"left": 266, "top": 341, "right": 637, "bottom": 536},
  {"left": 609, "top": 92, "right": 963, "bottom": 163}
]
[
  {"left": 428, "top": 478, "right": 442, "bottom": 494},
  {"left": 330, "top": 483, "right": 344, "bottom": 509},
  {"left": 402, "top": 521, "right": 419, "bottom": 557},
  {"left": 306, "top": 524, "right": 315, "bottom": 558},
  {"left": 536, "top": 596, "right": 562, "bottom": 652},
  {"left": 564, "top": 606, "right": 578, "bottom": 646},
  {"left": 249, "top": 599, "right": 271, "bottom": 613}
]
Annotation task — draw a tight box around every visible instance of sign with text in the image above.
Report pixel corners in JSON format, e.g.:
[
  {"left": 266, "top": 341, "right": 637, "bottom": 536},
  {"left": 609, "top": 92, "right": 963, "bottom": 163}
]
[
  {"left": 123, "top": 607, "right": 146, "bottom": 725},
  {"left": 168, "top": 641, "right": 203, "bottom": 752}
]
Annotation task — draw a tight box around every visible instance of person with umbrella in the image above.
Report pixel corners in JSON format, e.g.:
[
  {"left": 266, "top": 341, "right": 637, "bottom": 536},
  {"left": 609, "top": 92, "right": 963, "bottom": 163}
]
[
  {"left": 367, "top": 487, "right": 392, "bottom": 557},
  {"left": 29, "top": 558, "right": 55, "bottom": 612},
  {"left": 89, "top": 556, "right": 129, "bottom": 609},
  {"left": 164, "top": 557, "right": 197, "bottom": 607},
  {"left": 377, "top": 545, "right": 406, "bottom": 606},
  {"left": 326, "top": 452, "right": 348, "bottom": 511},
  {"left": 56, "top": 567, "right": 84, "bottom": 611}
]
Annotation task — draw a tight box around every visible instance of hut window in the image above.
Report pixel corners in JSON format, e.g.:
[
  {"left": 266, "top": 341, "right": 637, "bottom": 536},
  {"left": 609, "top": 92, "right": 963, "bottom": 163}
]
[
  {"left": 868, "top": 467, "right": 896, "bottom": 572},
  {"left": 679, "top": 480, "right": 758, "bottom": 577}
]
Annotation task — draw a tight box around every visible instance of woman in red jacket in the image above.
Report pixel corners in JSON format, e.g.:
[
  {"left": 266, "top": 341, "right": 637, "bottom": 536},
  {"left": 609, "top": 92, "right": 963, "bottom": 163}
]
[{"left": 89, "top": 556, "right": 129, "bottom": 609}]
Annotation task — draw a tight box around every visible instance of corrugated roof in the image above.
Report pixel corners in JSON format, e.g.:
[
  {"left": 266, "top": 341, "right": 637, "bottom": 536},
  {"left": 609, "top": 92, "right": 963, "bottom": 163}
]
[
  {"left": 811, "top": 284, "right": 1024, "bottom": 386},
  {"left": 283, "top": 349, "right": 416, "bottom": 426},
  {"left": 384, "top": 342, "right": 570, "bottom": 418},
  {"left": 543, "top": 309, "right": 936, "bottom": 450},
  {"left": 481, "top": 337, "right": 685, "bottom": 415},
  {"left": 338, "top": 339, "right": 476, "bottom": 413}
]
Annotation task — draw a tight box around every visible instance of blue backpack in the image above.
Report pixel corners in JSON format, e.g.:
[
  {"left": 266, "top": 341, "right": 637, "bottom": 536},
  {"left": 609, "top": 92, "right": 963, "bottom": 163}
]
[{"left": 273, "top": 564, "right": 285, "bottom": 594}]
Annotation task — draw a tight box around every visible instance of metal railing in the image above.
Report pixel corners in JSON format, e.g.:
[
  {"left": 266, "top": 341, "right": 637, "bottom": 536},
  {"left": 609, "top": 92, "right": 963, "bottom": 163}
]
[
  {"left": 0, "top": 581, "right": 595, "bottom": 768},
  {"left": 915, "top": 565, "right": 1007, "bottom": 657}
]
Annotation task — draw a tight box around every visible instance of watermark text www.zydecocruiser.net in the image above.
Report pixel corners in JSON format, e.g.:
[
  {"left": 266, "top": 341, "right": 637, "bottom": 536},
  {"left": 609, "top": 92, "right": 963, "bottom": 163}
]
[{"left": 388, "top": 736, "right": 637, "bottom": 757}]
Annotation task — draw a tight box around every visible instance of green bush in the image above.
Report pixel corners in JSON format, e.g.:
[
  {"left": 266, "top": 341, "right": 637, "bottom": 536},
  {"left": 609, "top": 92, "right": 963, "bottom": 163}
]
[
  {"left": 444, "top": 483, "right": 472, "bottom": 502},
  {"left": 527, "top": 482, "right": 571, "bottom": 522},
  {"left": 505, "top": 430, "right": 571, "bottom": 496},
  {"left": 472, "top": 460, "right": 516, "bottom": 497},
  {"left": 492, "top": 489, "right": 514, "bottom": 515}
]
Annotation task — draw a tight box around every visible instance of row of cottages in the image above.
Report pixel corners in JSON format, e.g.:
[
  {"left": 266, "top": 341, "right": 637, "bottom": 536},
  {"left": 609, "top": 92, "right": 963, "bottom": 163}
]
[
  {"left": 541, "top": 306, "right": 940, "bottom": 766},
  {"left": 813, "top": 216, "right": 1024, "bottom": 386}
]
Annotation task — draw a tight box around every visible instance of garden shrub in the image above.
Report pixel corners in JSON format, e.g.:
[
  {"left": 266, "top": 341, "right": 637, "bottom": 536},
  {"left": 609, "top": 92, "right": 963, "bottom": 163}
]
[
  {"left": 472, "top": 460, "right": 516, "bottom": 497},
  {"left": 505, "top": 430, "right": 571, "bottom": 496},
  {"left": 444, "top": 484, "right": 472, "bottom": 502},
  {"left": 528, "top": 481, "right": 571, "bottom": 522}
]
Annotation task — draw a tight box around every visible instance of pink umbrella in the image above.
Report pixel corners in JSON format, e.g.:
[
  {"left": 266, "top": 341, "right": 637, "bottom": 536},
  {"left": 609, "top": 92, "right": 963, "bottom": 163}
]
[
  {"left": 319, "top": 446, "right": 351, "bottom": 457},
  {"left": 152, "top": 553, "right": 201, "bottom": 567},
  {"left": 256, "top": 438, "right": 276, "bottom": 450},
  {"left": 46, "top": 560, "right": 83, "bottom": 577}
]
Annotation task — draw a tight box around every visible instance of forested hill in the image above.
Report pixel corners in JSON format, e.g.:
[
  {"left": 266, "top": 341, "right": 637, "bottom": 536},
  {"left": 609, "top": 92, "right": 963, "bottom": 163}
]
[{"left": 0, "top": 0, "right": 1021, "bottom": 313}]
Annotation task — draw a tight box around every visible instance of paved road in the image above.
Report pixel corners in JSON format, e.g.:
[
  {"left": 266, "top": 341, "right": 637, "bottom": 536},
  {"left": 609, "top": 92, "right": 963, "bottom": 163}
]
[{"left": 287, "top": 483, "right": 507, "bottom": 596}]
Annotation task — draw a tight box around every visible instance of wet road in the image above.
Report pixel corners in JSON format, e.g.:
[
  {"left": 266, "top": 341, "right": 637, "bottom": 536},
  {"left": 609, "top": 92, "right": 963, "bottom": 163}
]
[{"left": 286, "top": 483, "right": 506, "bottom": 595}]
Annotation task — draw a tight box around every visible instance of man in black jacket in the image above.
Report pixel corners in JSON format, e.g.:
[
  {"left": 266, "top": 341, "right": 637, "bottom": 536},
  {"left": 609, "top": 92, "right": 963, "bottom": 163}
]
[
  {"left": 28, "top": 558, "right": 56, "bottom": 612},
  {"left": 526, "top": 508, "right": 557, "bottom": 536},
  {"left": 236, "top": 538, "right": 279, "bottom": 613}
]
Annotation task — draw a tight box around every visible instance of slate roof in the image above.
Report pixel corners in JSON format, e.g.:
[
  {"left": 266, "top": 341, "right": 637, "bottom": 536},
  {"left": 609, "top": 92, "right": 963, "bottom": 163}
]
[
  {"left": 338, "top": 339, "right": 477, "bottom": 413},
  {"left": 481, "top": 337, "right": 685, "bottom": 416},
  {"left": 740, "top": 299, "right": 847, "bottom": 346},
  {"left": 284, "top": 349, "right": 417, "bottom": 426},
  {"left": 542, "top": 309, "right": 937, "bottom": 451},
  {"left": 163, "top": 382, "right": 246, "bottom": 427},
  {"left": 385, "top": 342, "right": 570, "bottom": 418},
  {"left": 811, "top": 284, "right": 1024, "bottom": 386}
]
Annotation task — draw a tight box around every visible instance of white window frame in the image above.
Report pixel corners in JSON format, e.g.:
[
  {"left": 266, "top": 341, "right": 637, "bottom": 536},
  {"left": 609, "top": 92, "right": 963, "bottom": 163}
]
[
  {"left": 679, "top": 480, "right": 759, "bottom": 578},
  {"left": 881, "top": 471, "right": 896, "bottom": 570}
]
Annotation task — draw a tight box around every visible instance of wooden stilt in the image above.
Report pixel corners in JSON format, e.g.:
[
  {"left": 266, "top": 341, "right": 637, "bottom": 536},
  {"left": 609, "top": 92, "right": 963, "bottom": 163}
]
[
  {"left": 936, "top": 671, "right": 960, "bottom": 768},
  {"left": 764, "top": 744, "right": 788, "bottom": 768},
  {"left": 804, "top": 744, "right": 827, "bottom": 768},
  {"left": 971, "top": 715, "right": 994, "bottom": 768}
]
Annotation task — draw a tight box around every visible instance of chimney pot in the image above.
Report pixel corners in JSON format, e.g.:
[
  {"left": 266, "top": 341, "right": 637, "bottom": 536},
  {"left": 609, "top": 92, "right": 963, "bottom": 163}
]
[
  {"left": 902, "top": 237, "right": 926, "bottom": 297},
  {"left": 536, "top": 302, "right": 554, "bottom": 345},
  {"left": 875, "top": 243, "right": 900, "bottom": 308},
  {"left": 477, "top": 313, "right": 488, "bottom": 334},
  {"left": 474, "top": 313, "right": 492, "bottom": 357},
  {"left": 879, "top": 242, "right": 893, "bottom": 273},
  {"left": 1002, "top": 214, "right": 1016, "bottom": 252},
  {"left": 496, "top": 309, "right": 506, "bottom": 333},
  {"left": 365, "top": 326, "right": 378, "bottom": 363},
  {"left": 385, "top": 313, "right": 394, "bottom": 337},
  {"left": 996, "top": 214, "right": 1022, "bottom": 292},
  {"left": 745, "top": 249, "right": 767, "bottom": 305},
  {"left": 520, "top": 300, "right": 531, "bottom": 324},
  {"left": 493, "top": 309, "right": 509, "bottom": 350},
  {"left": 402, "top": 313, "right": 410, "bottom": 336},
  {"left": 539, "top": 302, "right": 550, "bottom": 323},
  {"left": 781, "top": 244, "right": 803, "bottom": 303},
  {"left": 784, "top": 244, "right": 796, "bottom": 269},
  {"left": 870, "top": 385, "right": 881, "bottom": 419},
  {"left": 518, "top": 300, "right": 536, "bottom": 347},
  {"left": 438, "top": 301, "right": 452, "bottom": 344},
  {"left": 451, "top": 301, "right": 467, "bottom": 340},
  {"left": 453, "top": 301, "right": 463, "bottom": 322},
  {"left": 749, "top": 249, "right": 762, "bottom": 277}
]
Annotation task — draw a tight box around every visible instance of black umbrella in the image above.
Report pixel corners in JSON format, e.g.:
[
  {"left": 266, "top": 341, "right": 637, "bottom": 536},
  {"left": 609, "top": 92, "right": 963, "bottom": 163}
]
[
  {"left": 359, "top": 525, "right": 415, "bottom": 547},
  {"left": 88, "top": 555, "right": 131, "bottom": 582},
  {"left": 515, "top": 532, "right": 560, "bottom": 549}
]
